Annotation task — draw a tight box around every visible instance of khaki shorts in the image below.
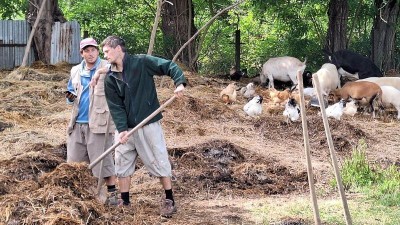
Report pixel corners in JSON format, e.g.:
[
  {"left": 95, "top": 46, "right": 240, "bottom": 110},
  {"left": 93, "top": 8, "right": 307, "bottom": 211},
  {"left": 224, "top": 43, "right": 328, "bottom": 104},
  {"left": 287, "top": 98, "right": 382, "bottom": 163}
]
[
  {"left": 114, "top": 121, "right": 171, "bottom": 178},
  {"left": 67, "top": 123, "right": 115, "bottom": 178}
]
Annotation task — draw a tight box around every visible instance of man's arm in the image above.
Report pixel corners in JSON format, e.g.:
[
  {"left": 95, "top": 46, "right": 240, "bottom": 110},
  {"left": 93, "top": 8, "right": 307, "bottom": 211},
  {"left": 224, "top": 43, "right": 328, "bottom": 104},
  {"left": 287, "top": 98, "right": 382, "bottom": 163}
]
[{"left": 145, "top": 55, "right": 187, "bottom": 87}]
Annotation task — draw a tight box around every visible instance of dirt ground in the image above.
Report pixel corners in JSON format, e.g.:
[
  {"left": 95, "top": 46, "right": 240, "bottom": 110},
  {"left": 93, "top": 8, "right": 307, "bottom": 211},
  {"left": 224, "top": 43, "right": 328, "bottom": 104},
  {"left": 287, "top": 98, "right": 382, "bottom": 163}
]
[{"left": 0, "top": 64, "right": 399, "bottom": 225}]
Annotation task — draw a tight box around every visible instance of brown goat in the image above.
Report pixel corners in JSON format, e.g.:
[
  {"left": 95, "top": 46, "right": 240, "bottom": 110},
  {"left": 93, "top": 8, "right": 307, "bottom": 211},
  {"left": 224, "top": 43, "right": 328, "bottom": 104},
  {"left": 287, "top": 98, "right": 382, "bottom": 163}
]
[{"left": 330, "top": 81, "right": 383, "bottom": 118}]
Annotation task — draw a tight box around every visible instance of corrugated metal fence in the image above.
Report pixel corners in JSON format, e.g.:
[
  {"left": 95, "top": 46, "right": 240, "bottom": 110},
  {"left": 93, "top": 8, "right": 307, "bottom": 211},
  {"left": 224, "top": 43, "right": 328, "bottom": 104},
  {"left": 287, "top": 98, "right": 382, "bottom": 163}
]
[
  {"left": 51, "top": 21, "right": 81, "bottom": 65},
  {"left": 0, "top": 20, "right": 34, "bottom": 70},
  {"left": 0, "top": 20, "right": 81, "bottom": 70}
]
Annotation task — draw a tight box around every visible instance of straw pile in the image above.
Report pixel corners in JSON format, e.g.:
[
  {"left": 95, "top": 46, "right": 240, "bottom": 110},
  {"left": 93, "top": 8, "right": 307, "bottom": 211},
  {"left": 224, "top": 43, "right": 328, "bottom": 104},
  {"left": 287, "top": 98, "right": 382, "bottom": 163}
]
[{"left": 0, "top": 64, "right": 397, "bottom": 224}]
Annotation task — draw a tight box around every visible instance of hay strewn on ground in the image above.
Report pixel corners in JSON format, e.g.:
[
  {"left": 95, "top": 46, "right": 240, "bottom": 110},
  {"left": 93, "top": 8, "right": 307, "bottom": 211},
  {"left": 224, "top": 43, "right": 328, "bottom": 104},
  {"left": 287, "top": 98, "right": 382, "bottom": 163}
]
[{"left": 0, "top": 65, "right": 399, "bottom": 224}]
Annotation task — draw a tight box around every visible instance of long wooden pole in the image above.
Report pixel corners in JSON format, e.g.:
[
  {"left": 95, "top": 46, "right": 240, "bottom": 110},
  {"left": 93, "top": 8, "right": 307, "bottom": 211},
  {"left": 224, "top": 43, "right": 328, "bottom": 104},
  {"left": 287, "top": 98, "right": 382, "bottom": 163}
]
[
  {"left": 297, "top": 71, "right": 321, "bottom": 225},
  {"left": 313, "top": 75, "right": 352, "bottom": 225},
  {"left": 21, "top": 0, "right": 48, "bottom": 67},
  {"left": 88, "top": 95, "right": 177, "bottom": 169}
]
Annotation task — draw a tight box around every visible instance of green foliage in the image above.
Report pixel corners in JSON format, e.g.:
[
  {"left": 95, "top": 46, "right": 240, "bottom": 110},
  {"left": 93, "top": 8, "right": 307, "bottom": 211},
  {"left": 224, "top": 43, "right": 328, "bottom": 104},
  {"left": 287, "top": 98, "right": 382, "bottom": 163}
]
[
  {"left": 340, "top": 139, "right": 375, "bottom": 188},
  {"left": 59, "top": 0, "right": 162, "bottom": 55},
  {"left": 338, "top": 139, "right": 400, "bottom": 207},
  {"left": 368, "top": 164, "right": 400, "bottom": 207},
  {"left": 0, "top": 0, "right": 26, "bottom": 19},
  {"left": 197, "top": 0, "right": 330, "bottom": 76},
  {"left": 2, "top": 0, "right": 397, "bottom": 74}
]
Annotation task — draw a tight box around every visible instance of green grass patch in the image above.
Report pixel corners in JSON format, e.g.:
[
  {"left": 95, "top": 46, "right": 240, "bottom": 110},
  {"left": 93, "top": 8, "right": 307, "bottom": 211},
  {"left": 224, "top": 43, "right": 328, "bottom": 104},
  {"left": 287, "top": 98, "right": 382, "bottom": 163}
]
[
  {"left": 250, "top": 139, "right": 400, "bottom": 224},
  {"left": 251, "top": 196, "right": 400, "bottom": 225},
  {"left": 339, "top": 139, "right": 400, "bottom": 207}
]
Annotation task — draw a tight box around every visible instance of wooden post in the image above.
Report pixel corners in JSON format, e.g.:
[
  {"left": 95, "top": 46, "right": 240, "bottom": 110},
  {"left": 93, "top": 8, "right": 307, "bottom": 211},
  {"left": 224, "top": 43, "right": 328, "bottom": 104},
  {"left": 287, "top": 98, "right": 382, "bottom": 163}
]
[
  {"left": 313, "top": 75, "right": 353, "bottom": 225},
  {"left": 297, "top": 71, "right": 321, "bottom": 225},
  {"left": 234, "top": 29, "right": 240, "bottom": 71},
  {"left": 21, "top": 0, "right": 48, "bottom": 67}
]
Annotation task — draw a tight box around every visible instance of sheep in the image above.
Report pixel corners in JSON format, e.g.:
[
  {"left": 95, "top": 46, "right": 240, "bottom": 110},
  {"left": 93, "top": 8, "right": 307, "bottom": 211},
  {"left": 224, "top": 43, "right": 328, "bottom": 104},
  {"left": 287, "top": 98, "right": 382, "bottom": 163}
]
[
  {"left": 220, "top": 82, "right": 237, "bottom": 104},
  {"left": 313, "top": 63, "right": 341, "bottom": 96},
  {"left": 380, "top": 86, "right": 400, "bottom": 119},
  {"left": 260, "top": 56, "right": 306, "bottom": 89},
  {"left": 358, "top": 77, "right": 400, "bottom": 91},
  {"left": 311, "top": 63, "right": 340, "bottom": 107},
  {"left": 330, "top": 81, "right": 383, "bottom": 118}
]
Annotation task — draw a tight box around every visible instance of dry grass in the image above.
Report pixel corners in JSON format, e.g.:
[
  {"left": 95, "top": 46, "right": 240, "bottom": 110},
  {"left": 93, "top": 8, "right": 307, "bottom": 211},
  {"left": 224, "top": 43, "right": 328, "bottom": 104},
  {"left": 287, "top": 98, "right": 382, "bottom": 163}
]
[{"left": 0, "top": 66, "right": 399, "bottom": 224}]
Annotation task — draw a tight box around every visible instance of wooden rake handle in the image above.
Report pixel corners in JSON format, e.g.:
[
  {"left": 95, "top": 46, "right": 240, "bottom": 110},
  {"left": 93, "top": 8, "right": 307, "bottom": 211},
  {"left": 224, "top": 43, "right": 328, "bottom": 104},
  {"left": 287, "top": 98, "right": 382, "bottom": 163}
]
[{"left": 88, "top": 95, "right": 177, "bottom": 169}]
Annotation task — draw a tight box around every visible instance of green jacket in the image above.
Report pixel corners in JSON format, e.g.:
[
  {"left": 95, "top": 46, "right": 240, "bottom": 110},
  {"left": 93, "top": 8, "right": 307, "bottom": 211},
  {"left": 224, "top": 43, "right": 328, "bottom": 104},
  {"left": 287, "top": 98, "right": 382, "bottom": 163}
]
[{"left": 104, "top": 54, "right": 187, "bottom": 132}]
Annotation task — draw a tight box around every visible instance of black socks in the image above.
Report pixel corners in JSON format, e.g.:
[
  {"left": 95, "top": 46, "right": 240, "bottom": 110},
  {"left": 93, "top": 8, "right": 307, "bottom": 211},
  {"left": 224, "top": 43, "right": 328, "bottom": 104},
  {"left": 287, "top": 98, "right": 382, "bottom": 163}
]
[
  {"left": 107, "top": 185, "right": 116, "bottom": 192},
  {"left": 165, "top": 189, "right": 174, "bottom": 205},
  {"left": 121, "top": 192, "right": 130, "bottom": 205}
]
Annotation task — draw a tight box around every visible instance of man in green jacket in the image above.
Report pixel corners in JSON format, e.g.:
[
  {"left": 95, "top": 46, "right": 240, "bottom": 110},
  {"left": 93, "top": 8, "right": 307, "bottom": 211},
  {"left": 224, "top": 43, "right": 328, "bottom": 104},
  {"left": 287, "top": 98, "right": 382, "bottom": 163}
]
[{"left": 100, "top": 35, "right": 186, "bottom": 218}]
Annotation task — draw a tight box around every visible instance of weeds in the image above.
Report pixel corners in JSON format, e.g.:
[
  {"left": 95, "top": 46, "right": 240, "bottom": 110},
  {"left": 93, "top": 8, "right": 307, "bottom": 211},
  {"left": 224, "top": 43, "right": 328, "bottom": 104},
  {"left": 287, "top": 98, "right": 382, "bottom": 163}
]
[{"left": 338, "top": 139, "right": 400, "bottom": 207}]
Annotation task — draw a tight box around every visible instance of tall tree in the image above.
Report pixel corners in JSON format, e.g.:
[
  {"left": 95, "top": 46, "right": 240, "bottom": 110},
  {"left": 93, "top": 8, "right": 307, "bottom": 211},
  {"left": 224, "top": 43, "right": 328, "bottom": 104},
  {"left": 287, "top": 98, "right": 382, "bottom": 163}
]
[
  {"left": 161, "top": 0, "right": 197, "bottom": 68},
  {"left": 26, "top": 0, "right": 66, "bottom": 64},
  {"left": 325, "top": 0, "right": 349, "bottom": 53},
  {"left": 371, "top": 0, "right": 399, "bottom": 72}
]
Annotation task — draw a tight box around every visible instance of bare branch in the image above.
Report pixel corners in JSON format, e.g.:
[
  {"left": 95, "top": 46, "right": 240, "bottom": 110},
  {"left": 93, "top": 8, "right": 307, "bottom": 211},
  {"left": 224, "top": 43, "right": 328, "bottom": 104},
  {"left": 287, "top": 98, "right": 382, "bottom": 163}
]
[
  {"left": 379, "top": 1, "right": 388, "bottom": 23},
  {"left": 147, "top": 0, "right": 163, "bottom": 55},
  {"left": 21, "top": 0, "right": 48, "bottom": 67}
]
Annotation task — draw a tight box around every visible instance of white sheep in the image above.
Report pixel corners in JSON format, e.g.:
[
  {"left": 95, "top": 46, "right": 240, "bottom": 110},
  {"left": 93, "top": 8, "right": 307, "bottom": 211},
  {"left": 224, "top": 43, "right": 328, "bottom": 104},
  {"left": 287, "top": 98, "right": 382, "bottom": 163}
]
[
  {"left": 260, "top": 56, "right": 306, "bottom": 89},
  {"left": 358, "top": 77, "right": 400, "bottom": 91},
  {"left": 312, "top": 63, "right": 341, "bottom": 96},
  {"left": 380, "top": 85, "right": 400, "bottom": 119}
]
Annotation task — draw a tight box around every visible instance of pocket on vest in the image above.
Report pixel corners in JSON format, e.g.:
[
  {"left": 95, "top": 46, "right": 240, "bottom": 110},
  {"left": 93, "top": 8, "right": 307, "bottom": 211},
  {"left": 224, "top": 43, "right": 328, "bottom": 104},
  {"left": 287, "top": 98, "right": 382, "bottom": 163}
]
[{"left": 93, "top": 108, "right": 108, "bottom": 126}]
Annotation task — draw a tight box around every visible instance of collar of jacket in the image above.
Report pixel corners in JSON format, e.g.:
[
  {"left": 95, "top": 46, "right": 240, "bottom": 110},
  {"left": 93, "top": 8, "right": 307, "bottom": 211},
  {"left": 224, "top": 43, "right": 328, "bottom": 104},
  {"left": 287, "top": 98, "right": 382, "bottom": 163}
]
[{"left": 81, "top": 57, "right": 102, "bottom": 72}]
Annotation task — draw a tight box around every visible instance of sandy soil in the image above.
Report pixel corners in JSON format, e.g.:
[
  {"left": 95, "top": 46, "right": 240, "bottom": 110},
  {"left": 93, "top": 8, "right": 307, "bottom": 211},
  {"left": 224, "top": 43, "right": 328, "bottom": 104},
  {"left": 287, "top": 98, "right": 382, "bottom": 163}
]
[{"left": 0, "top": 65, "right": 399, "bottom": 225}]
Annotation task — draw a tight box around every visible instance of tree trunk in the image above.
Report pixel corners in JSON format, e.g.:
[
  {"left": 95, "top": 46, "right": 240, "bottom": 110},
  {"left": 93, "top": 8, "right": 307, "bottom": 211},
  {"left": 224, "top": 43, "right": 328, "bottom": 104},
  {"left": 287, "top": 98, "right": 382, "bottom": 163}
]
[
  {"left": 26, "top": 0, "right": 66, "bottom": 64},
  {"left": 161, "top": 0, "right": 197, "bottom": 69},
  {"left": 325, "top": 0, "right": 348, "bottom": 53},
  {"left": 371, "top": 0, "right": 399, "bottom": 73}
]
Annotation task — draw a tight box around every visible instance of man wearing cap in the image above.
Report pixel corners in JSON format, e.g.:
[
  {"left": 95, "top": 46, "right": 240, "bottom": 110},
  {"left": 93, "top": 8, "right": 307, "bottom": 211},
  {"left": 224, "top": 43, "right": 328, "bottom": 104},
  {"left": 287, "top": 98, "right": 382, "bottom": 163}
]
[{"left": 65, "top": 37, "right": 118, "bottom": 206}]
